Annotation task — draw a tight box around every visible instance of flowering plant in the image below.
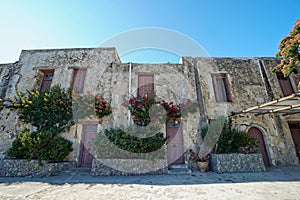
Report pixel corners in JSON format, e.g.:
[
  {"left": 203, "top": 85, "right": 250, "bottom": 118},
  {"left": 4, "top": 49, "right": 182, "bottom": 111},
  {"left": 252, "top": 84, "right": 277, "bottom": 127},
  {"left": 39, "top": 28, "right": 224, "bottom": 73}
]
[
  {"left": 127, "top": 96, "right": 155, "bottom": 126},
  {"left": 72, "top": 91, "right": 112, "bottom": 120},
  {"left": 188, "top": 149, "right": 209, "bottom": 162},
  {"left": 270, "top": 20, "right": 300, "bottom": 82},
  {"left": 94, "top": 94, "right": 112, "bottom": 119},
  {"left": 159, "top": 100, "right": 181, "bottom": 119},
  {"left": 124, "top": 95, "right": 198, "bottom": 125}
]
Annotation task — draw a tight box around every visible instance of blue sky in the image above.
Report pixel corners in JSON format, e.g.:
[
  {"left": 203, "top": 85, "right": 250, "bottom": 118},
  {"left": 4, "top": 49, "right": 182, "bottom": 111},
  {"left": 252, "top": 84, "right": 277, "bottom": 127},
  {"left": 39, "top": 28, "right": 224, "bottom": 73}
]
[{"left": 0, "top": 0, "right": 299, "bottom": 63}]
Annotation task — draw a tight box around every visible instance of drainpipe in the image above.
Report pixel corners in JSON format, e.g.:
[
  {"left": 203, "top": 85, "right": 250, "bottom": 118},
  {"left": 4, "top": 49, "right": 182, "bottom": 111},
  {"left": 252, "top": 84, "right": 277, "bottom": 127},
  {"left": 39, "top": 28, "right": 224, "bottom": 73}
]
[{"left": 128, "top": 62, "right": 132, "bottom": 126}]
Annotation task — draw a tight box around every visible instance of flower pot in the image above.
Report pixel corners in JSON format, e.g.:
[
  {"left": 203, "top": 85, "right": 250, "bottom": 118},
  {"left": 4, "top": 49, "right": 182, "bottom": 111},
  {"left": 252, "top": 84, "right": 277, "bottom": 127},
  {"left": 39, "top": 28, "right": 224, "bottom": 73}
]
[
  {"left": 133, "top": 118, "right": 150, "bottom": 126},
  {"left": 197, "top": 161, "right": 209, "bottom": 172}
]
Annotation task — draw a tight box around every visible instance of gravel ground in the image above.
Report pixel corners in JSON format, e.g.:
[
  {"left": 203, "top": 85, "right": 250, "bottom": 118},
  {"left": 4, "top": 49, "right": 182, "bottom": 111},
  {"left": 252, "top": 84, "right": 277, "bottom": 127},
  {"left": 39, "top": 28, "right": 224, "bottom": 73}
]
[{"left": 0, "top": 166, "right": 299, "bottom": 200}]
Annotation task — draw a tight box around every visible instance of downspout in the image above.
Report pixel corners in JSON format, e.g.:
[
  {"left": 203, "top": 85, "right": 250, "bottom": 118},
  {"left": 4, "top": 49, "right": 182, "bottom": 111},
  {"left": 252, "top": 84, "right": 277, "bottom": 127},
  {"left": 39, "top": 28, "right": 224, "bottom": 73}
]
[{"left": 128, "top": 62, "right": 132, "bottom": 126}]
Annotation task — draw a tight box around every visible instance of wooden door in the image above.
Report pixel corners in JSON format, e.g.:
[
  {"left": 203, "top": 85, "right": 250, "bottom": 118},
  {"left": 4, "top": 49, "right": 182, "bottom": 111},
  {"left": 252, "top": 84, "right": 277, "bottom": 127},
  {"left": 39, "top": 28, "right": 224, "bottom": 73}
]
[
  {"left": 248, "top": 127, "right": 270, "bottom": 166},
  {"left": 276, "top": 72, "right": 294, "bottom": 96},
  {"left": 166, "top": 125, "right": 184, "bottom": 165},
  {"left": 80, "top": 124, "right": 97, "bottom": 167},
  {"left": 288, "top": 122, "right": 300, "bottom": 162}
]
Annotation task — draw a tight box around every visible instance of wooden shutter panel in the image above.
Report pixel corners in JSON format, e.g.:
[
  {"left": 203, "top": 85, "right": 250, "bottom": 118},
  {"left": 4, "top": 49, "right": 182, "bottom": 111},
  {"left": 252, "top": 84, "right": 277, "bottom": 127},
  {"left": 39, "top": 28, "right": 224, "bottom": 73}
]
[
  {"left": 276, "top": 72, "right": 294, "bottom": 97},
  {"left": 138, "top": 74, "right": 154, "bottom": 99},
  {"left": 212, "top": 74, "right": 232, "bottom": 102},
  {"left": 72, "top": 69, "right": 86, "bottom": 93},
  {"left": 40, "top": 70, "right": 54, "bottom": 93},
  {"left": 216, "top": 77, "right": 227, "bottom": 102}
]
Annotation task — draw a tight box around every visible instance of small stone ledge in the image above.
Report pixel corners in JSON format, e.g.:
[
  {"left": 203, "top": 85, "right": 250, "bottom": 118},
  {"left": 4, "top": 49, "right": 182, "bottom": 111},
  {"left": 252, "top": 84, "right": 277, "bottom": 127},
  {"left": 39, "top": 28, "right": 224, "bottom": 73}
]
[
  {"left": 91, "top": 159, "right": 168, "bottom": 176},
  {"left": 0, "top": 159, "right": 77, "bottom": 177},
  {"left": 211, "top": 153, "right": 266, "bottom": 173}
]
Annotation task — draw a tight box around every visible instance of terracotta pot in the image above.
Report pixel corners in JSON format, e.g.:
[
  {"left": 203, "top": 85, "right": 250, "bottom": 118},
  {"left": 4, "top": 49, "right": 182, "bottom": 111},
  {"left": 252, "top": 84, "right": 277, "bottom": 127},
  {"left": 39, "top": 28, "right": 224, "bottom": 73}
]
[
  {"left": 133, "top": 118, "right": 150, "bottom": 126},
  {"left": 197, "top": 161, "right": 209, "bottom": 172}
]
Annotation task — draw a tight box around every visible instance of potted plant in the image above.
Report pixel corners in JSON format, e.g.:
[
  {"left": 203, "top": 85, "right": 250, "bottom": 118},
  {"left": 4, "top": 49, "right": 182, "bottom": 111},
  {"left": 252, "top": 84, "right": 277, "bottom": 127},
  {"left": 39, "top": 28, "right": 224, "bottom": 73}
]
[
  {"left": 127, "top": 96, "right": 155, "bottom": 126},
  {"left": 188, "top": 149, "right": 210, "bottom": 172}
]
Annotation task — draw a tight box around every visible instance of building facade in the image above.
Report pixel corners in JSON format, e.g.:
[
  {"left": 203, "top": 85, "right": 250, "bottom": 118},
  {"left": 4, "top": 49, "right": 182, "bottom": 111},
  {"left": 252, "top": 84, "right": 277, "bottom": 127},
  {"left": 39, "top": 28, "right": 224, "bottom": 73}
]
[{"left": 0, "top": 48, "right": 299, "bottom": 167}]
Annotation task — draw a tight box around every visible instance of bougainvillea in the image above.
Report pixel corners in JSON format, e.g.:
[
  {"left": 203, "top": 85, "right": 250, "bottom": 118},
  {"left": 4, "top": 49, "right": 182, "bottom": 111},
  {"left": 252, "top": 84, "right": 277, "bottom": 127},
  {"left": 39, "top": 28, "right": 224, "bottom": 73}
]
[
  {"left": 125, "top": 96, "right": 198, "bottom": 125},
  {"left": 270, "top": 20, "right": 300, "bottom": 78}
]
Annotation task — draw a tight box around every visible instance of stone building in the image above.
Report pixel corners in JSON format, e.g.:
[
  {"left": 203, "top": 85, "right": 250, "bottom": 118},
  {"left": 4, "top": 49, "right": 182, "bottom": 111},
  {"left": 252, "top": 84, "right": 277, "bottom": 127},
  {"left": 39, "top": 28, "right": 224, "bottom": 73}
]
[{"left": 0, "top": 47, "right": 299, "bottom": 169}]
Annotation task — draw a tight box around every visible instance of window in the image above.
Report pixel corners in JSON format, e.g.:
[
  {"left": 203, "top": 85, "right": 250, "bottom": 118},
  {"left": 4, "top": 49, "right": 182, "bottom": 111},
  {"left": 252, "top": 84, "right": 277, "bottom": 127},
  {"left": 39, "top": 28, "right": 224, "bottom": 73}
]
[
  {"left": 212, "top": 73, "right": 232, "bottom": 102},
  {"left": 138, "top": 74, "right": 154, "bottom": 99},
  {"left": 276, "top": 72, "right": 294, "bottom": 97},
  {"left": 40, "top": 69, "right": 54, "bottom": 93},
  {"left": 71, "top": 68, "right": 86, "bottom": 93}
]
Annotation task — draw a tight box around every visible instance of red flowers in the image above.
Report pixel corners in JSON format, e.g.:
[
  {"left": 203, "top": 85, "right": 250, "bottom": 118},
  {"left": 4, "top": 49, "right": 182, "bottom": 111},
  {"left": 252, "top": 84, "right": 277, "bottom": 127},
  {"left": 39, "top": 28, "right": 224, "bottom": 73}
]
[{"left": 188, "top": 149, "right": 209, "bottom": 162}]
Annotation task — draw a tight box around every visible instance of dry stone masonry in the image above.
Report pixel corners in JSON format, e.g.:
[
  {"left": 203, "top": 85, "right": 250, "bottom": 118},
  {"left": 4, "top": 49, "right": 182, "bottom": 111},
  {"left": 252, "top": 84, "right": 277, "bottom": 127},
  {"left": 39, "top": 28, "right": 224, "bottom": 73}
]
[{"left": 0, "top": 48, "right": 299, "bottom": 176}]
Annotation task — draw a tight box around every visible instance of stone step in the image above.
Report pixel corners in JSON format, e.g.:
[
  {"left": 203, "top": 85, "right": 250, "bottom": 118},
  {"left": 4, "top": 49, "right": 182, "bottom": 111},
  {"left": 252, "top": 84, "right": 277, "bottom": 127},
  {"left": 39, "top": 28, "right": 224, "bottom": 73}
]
[
  {"left": 61, "top": 167, "right": 91, "bottom": 176},
  {"left": 168, "top": 164, "right": 189, "bottom": 170},
  {"left": 168, "top": 168, "right": 192, "bottom": 175}
]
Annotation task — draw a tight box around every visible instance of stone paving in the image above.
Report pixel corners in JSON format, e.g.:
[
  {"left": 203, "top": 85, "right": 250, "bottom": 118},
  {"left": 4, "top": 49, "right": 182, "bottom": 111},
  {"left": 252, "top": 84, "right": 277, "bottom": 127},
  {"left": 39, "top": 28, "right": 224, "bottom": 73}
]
[{"left": 0, "top": 166, "right": 299, "bottom": 199}]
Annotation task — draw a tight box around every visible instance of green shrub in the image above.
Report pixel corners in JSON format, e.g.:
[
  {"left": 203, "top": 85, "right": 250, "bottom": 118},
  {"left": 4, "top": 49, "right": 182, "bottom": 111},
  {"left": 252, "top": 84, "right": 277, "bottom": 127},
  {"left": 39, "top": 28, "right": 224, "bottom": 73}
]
[
  {"left": 216, "top": 120, "right": 258, "bottom": 154},
  {"left": 7, "top": 128, "right": 72, "bottom": 162},
  {"left": 7, "top": 130, "right": 30, "bottom": 159},
  {"left": 40, "top": 136, "right": 73, "bottom": 162},
  {"left": 104, "top": 128, "right": 166, "bottom": 153},
  {"left": 93, "top": 127, "right": 166, "bottom": 159}
]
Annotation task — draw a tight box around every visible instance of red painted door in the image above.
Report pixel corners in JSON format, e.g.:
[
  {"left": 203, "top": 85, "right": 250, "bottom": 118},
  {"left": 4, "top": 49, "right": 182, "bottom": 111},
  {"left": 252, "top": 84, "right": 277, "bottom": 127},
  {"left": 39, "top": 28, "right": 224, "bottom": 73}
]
[
  {"left": 80, "top": 124, "right": 97, "bottom": 167},
  {"left": 248, "top": 127, "right": 270, "bottom": 166},
  {"left": 166, "top": 125, "right": 184, "bottom": 165},
  {"left": 288, "top": 122, "right": 300, "bottom": 162}
]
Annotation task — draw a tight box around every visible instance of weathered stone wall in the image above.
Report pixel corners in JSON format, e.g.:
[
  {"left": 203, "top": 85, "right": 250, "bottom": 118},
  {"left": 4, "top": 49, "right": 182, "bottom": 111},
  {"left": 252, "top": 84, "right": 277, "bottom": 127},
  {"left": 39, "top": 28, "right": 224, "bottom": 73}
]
[
  {"left": 183, "top": 56, "right": 300, "bottom": 166},
  {"left": 95, "top": 62, "right": 201, "bottom": 163},
  {"left": 17, "top": 48, "right": 120, "bottom": 92},
  {"left": 91, "top": 159, "right": 168, "bottom": 176},
  {"left": 0, "top": 48, "right": 120, "bottom": 160},
  {"left": 211, "top": 153, "right": 266, "bottom": 173},
  {"left": 0, "top": 159, "right": 77, "bottom": 177},
  {"left": 0, "top": 62, "right": 23, "bottom": 154},
  {"left": 1, "top": 48, "right": 299, "bottom": 168}
]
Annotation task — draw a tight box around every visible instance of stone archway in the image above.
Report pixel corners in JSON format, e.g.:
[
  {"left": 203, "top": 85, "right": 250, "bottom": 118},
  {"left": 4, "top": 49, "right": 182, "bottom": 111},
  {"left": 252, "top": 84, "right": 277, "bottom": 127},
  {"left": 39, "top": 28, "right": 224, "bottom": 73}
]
[{"left": 248, "top": 127, "right": 270, "bottom": 166}]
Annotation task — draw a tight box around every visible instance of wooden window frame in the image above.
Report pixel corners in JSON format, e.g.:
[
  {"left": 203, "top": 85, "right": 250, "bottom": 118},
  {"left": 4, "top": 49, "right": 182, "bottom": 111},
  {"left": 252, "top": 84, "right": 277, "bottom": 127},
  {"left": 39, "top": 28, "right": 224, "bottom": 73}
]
[{"left": 212, "top": 73, "right": 232, "bottom": 102}]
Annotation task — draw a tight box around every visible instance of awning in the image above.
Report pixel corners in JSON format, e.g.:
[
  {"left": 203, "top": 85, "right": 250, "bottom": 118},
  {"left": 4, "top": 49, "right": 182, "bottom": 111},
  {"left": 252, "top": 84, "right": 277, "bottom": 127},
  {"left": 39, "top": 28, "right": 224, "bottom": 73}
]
[{"left": 233, "top": 93, "right": 300, "bottom": 116}]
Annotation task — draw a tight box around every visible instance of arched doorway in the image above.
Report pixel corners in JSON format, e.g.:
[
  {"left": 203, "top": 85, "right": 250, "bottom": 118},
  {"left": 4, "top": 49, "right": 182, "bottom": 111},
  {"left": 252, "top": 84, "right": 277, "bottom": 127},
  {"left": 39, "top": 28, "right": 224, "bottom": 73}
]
[{"left": 248, "top": 127, "right": 270, "bottom": 166}]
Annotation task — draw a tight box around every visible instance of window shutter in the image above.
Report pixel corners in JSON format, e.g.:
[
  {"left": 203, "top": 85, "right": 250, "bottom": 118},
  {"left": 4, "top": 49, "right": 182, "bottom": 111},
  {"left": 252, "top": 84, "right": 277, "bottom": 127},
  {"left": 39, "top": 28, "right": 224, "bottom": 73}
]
[
  {"left": 212, "top": 74, "right": 232, "bottom": 102},
  {"left": 72, "top": 69, "right": 86, "bottom": 93},
  {"left": 276, "top": 72, "right": 294, "bottom": 96},
  {"left": 138, "top": 74, "right": 154, "bottom": 99},
  {"left": 40, "top": 70, "right": 54, "bottom": 93}
]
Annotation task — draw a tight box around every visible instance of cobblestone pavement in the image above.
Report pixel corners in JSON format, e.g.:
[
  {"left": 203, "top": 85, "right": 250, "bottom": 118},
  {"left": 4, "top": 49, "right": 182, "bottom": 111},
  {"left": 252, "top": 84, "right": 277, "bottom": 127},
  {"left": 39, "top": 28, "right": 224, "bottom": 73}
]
[{"left": 0, "top": 166, "right": 299, "bottom": 200}]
